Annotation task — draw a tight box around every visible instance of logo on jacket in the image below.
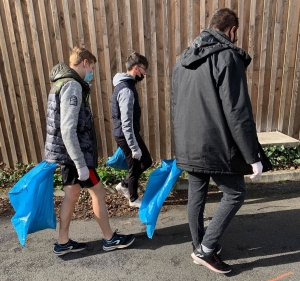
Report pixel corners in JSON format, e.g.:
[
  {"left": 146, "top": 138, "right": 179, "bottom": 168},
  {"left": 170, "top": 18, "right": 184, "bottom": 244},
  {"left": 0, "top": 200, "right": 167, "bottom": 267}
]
[{"left": 70, "top": 95, "right": 78, "bottom": 106}]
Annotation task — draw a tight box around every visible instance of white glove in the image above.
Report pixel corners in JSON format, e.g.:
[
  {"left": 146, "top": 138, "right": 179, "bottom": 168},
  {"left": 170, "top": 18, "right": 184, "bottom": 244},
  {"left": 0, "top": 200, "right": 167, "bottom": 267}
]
[
  {"left": 132, "top": 148, "right": 142, "bottom": 161},
  {"left": 250, "top": 161, "right": 263, "bottom": 180},
  {"left": 77, "top": 166, "right": 89, "bottom": 181}
]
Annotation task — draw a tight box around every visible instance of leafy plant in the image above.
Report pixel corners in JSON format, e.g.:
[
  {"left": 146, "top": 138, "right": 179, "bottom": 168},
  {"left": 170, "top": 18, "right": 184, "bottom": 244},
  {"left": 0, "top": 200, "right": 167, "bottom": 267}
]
[
  {"left": 262, "top": 145, "right": 300, "bottom": 169},
  {"left": 0, "top": 163, "right": 34, "bottom": 188}
]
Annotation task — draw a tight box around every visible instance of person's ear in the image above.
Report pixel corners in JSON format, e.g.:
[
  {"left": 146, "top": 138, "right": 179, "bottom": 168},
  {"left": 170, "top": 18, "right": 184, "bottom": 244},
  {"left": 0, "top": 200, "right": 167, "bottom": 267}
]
[
  {"left": 229, "top": 26, "right": 237, "bottom": 42},
  {"left": 83, "top": 59, "right": 89, "bottom": 67}
]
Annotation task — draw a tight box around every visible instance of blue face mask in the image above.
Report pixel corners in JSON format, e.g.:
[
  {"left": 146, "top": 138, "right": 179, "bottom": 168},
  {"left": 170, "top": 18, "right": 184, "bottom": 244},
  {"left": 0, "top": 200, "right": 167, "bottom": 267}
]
[{"left": 84, "top": 71, "right": 93, "bottom": 82}]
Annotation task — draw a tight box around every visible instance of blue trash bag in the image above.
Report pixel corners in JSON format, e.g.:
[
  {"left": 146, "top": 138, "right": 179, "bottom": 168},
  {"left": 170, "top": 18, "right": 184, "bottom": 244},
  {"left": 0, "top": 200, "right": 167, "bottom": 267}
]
[
  {"left": 106, "top": 147, "right": 129, "bottom": 170},
  {"left": 138, "top": 159, "right": 183, "bottom": 238},
  {"left": 8, "top": 160, "right": 57, "bottom": 246}
]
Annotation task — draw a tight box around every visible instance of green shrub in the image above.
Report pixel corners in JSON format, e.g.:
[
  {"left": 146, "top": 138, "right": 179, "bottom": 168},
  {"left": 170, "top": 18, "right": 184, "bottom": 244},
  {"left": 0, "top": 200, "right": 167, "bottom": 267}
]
[
  {"left": 263, "top": 145, "right": 300, "bottom": 169},
  {"left": 1, "top": 145, "right": 299, "bottom": 190}
]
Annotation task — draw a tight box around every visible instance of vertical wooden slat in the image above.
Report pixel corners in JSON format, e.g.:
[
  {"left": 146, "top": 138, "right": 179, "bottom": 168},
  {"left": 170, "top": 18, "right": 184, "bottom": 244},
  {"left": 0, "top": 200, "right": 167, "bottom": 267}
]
[
  {"left": 38, "top": 1, "right": 54, "bottom": 69},
  {"left": 50, "top": 0, "right": 64, "bottom": 62},
  {"left": 288, "top": 19, "right": 300, "bottom": 138},
  {"left": 27, "top": 0, "right": 48, "bottom": 113},
  {"left": 267, "top": 0, "right": 289, "bottom": 131},
  {"left": 200, "top": 0, "right": 206, "bottom": 31},
  {"left": 175, "top": 0, "right": 181, "bottom": 60},
  {"left": 137, "top": 0, "right": 149, "bottom": 148},
  {"left": 278, "top": 0, "right": 300, "bottom": 133},
  {"left": 237, "top": 0, "right": 245, "bottom": 49},
  {"left": 86, "top": 0, "right": 108, "bottom": 160},
  {"left": 2, "top": 0, "right": 30, "bottom": 163},
  {"left": 256, "top": 0, "right": 275, "bottom": 132},
  {"left": 112, "top": 0, "right": 122, "bottom": 72},
  {"left": 15, "top": 0, "right": 44, "bottom": 159},
  {"left": 74, "top": 0, "right": 85, "bottom": 47},
  {"left": 0, "top": 120, "right": 9, "bottom": 167},
  {"left": 247, "top": 0, "right": 264, "bottom": 121},
  {"left": 125, "top": 0, "right": 133, "bottom": 52},
  {"left": 163, "top": 0, "right": 172, "bottom": 159},
  {"left": 149, "top": 0, "right": 160, "bottom": 160},
  {"left": 99, "top": 0, "right": 116, "bottom": 154},
  {"left": 0, "top": 75, "right": 18, "bottom": 165},
  {"left": 187, "top": 0, "right": 193, "bottom": 45},
  {"left": 213, "top": 0, "right": 220, "bottom": 11},
  {"left": 61, "top": 0, "right": 74, "bottom": 52}
]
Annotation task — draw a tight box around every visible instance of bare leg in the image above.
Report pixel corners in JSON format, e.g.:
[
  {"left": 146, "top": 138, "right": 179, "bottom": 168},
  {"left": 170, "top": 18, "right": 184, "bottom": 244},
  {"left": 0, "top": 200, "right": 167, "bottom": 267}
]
[
  {"left": 58, "top": 184, "right": 81, "bottom": 244},
  {"left": 87, "top": 181, "right": 114, "bottom": 240}
]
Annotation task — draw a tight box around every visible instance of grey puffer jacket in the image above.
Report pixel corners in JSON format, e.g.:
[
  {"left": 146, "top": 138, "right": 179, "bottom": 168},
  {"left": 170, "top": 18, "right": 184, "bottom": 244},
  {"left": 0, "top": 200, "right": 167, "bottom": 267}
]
[
  {"left": 44, "top": 63, "right": 98, "bottom": 168},
  {"left": 172, "top": 29, "right": 259, "bottom": 175}
]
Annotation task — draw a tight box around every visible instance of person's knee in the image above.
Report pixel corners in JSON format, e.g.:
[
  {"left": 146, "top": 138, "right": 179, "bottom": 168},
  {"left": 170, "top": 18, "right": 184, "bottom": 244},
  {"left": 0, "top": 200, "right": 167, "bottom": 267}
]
[
  {"left": 88, "top": 181, "right": 106, "bottom": 199},
  {"left": 233, "top": 189, "right": 247, "bottom": 206},
  {"left": 64, "top": 186, "right": 81, "bottom": 202}
]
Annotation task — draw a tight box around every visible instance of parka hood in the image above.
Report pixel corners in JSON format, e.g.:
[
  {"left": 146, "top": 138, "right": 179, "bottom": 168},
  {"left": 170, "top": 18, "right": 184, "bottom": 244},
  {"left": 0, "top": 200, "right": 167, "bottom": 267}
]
[
  {"left": 180, "top": 29, "right": 251, "bottom": 68},
  {"left": 50, "top": 62, "right": 90, "bottom": 92}
]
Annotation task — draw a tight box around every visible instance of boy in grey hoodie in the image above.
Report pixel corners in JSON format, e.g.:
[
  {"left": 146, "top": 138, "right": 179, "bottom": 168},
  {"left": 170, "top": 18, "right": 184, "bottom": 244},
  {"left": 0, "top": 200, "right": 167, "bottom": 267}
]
[{"left": 111, "top": 52, "right": 152, "bottom": 208}]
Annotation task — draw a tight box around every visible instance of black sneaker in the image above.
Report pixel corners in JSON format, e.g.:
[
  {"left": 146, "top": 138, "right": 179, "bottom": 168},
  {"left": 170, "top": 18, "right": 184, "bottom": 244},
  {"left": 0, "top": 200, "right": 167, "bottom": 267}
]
[
  {"left": 53, "top": 239, "right": 87, "bottom": 256},
  {"left": 192, "top": 242, "right": 222, "bottom": 255},
  {"left": 102, "top": 230, "right": 135, "bottom": 251},
  {"left": 191, "top": 246, "right": 232, "bottom": 274},
  {"left": 192, "top": 243, "right": 222, "bottom": 264}
]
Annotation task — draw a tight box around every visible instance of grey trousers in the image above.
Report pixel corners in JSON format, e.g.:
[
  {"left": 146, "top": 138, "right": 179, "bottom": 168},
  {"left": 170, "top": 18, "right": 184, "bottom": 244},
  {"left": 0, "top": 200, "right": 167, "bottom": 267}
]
[{"left": 187, "top": 172, "right": 247, "bottom": 250}]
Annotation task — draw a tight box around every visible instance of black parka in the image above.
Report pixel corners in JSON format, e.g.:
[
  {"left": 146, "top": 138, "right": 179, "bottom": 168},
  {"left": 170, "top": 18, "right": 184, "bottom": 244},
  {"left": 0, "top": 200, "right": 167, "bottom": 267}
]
[{"left": 172, "top": 29, "right": 260, "bottom": 175}]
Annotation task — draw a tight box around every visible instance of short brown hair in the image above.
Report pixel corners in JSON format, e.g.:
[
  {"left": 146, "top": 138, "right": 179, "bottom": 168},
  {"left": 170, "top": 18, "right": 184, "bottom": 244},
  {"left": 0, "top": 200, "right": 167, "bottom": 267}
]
[
  {"left": 209, "top": 8, "right": 239, "bottom": 32},
  {"left": 125, "top": 51, "right": 148, "bottom": 71},
  {"left": 69, "top": 46, "right": 97, "bottom": 66}
]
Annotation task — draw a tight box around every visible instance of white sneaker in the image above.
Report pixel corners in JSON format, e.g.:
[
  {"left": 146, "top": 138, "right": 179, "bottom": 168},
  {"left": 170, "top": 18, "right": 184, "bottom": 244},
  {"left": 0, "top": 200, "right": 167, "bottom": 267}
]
[
  {"left": 115, "top": 182, "right": 130, "bottom": 199},
  {"left": 129, "top": 197, "right": 142, "bottom": 208}
]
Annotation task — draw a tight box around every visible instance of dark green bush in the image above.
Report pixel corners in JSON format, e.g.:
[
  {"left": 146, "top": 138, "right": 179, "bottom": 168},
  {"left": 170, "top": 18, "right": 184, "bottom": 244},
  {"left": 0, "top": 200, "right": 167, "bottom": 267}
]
[{"left": 263, "top": 145, "right": 300, "bottom": 169}]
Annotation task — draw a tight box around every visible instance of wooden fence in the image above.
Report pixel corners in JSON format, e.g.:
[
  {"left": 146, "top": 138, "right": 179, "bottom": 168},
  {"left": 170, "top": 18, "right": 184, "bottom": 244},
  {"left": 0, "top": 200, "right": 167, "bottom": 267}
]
[{"left": 0, "top": 0, "right": 300, "bottom": 167}]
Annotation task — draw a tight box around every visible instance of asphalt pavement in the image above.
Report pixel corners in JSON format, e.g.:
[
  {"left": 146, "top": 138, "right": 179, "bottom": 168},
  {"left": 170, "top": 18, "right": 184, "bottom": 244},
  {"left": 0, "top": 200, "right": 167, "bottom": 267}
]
[{"left": 1, "top": 182, "right": 300, "bottom": 281}]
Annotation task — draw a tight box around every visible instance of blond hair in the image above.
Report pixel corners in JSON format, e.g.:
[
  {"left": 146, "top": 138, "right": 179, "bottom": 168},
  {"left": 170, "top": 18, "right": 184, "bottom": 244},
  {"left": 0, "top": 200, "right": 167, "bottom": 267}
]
[{"left": 69, "top": 46, "right": 97, "bottom": 66}]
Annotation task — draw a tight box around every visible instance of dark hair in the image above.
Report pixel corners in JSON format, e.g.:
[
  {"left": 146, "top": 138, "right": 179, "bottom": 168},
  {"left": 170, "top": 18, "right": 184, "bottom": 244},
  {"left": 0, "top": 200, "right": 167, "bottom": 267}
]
[
  {"left": 208, "top": 8, "right": 239, "bottom": 32},
  {"left": 69, "top": 46, "right": 97, "bottom": 65},
  {"left": 125, "top": 51, "right": 148, "bottom": 71}
]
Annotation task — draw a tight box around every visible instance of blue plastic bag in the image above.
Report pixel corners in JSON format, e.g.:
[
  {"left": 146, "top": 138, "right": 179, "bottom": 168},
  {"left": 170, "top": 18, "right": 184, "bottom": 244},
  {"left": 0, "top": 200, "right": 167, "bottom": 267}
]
[
  {"left": 106, "top": 147, "right": 129, "bottom": 170},
  {"left": 9, "top": 160, "right": 57, "bottom": 246},
  {"left": 139, "top": 159, "right": 183, "bottom": 238}
]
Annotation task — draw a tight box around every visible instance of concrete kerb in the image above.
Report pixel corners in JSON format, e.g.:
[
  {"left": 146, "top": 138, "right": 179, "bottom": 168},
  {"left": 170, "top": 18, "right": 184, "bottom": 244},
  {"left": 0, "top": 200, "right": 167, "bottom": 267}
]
[{"left": 172, "top": 169, "right": 300, "bottom": 190}]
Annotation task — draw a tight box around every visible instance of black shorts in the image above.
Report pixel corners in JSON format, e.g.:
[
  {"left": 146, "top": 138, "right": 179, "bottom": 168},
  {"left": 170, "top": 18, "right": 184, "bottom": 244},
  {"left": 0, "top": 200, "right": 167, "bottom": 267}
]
[{"left": 61, "top": 165, "right": 100, "bottom": 188}]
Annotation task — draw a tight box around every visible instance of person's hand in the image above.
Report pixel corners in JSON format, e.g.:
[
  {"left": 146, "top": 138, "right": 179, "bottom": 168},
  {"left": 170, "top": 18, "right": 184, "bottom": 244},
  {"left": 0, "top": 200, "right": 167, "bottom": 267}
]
[
  {"left": 77, "top": 166, "right": 89, "bottom": 181},
  {"left": 250, "top": 161, "right": 263, "bottom": 180},
  {"left": 132, "top": 148, "right": 142, "bottom": 161}
]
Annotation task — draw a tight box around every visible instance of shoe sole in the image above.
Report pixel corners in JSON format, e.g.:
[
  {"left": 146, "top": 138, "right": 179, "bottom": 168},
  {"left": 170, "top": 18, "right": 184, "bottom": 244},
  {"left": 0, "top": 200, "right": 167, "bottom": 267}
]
[
  {"left": 103, "top": 237, "right": 135, "bottom": 252},
  {"left": 193, "top": 247, "right": 222, "bottom": 265},
  {"left": 116, "top": 185, "right": 130, "bottom": 199},
  {"left": 53, "top": 247, "right": 86, "bottom": 256},
  {"left": 191, "top": 253, "right": 231, "bottom": 274}
]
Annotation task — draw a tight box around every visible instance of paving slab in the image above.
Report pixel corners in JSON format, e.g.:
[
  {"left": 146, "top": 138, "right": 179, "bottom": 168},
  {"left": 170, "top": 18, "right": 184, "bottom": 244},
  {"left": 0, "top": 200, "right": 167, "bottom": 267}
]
[{"left": 258, "top": 131, "right": 299, "bottom": 147}]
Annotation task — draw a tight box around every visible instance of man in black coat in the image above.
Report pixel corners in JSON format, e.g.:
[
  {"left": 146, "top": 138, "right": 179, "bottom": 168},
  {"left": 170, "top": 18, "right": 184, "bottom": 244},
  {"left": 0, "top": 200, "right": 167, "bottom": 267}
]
[{"left": 172, "top": 8, "right": 262, "bottom": 274}]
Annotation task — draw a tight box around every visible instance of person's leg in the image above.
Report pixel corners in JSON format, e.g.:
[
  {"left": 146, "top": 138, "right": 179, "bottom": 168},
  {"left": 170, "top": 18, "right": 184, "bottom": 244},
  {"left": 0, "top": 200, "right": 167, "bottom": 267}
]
[
  {"left": 115, "top": 136, "right": 141, "bottom": 202},
  {"left": 82, "top": 167, "right": 135, "bottom": 251},
  {"left": 87, "top": 181, "right": 113, "bottom": 240},
  {"left": 201, "top": 174, "right": 246, "bottom": 249},
  {"left": 187, "top": 172, "right": 210, "bottom": 249},
  {"left": 58, "top": 183, "right": 81, "bottom": 244}
]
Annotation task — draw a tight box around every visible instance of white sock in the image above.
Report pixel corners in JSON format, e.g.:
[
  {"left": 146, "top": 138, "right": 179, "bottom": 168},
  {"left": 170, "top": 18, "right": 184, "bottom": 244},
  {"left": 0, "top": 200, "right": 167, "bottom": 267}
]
[{"left": 201, "top": 244, "right": 214, "bottom": 254}]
